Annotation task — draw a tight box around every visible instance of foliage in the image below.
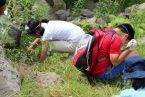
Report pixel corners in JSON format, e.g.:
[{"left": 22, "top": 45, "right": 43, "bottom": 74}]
[
  {"left": 130, "top": 10, "right": 145, "bottom": 38},
  {"left": 0, "top": 23, "right": 14, "bottom": 46},
  {"left": 107, "top": 15, "right": 130, "bottom": 26},
  {"left": 71, "top": 0, "right": 86, "bottom": 18},
  {"left": 3, "top": 0, "right": 145, "bottom": 97},
  {"left": 7, "top": 0, "right": 48, "bottom": 26},
  {"left": 121, "top": 0, "right": 145, "bottom": 9}
]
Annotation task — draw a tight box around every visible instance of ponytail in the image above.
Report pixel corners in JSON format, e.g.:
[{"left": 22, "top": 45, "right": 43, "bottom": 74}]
[{"left": 41, "top": 19, "right": 49, "bottom": 23}]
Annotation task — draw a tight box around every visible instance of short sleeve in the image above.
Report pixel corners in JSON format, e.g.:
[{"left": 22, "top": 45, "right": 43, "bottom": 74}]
[{"left": 110, "top": 35, "right": 123, "bottom": 54}]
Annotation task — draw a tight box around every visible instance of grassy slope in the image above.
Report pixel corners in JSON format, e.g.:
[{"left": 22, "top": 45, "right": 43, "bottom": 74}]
[
  {"left": 5, "top": 2, "right": 145, "bottom": 96},
  {"left": 13, "top": 42, "right": 145, "bottom": 97}
]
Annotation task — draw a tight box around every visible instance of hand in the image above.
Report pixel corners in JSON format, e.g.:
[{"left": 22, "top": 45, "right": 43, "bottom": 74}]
[
  {"left": 27, "top": 47, "right": 33, "bottom": 54},
  {"left": 126, "top": 39, "right": 137, "bottom": 51}
]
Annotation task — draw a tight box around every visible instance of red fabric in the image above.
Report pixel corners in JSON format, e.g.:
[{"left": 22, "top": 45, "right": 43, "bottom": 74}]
[{"left": 89, "top": 33, "right": 123, "bottom": 76}]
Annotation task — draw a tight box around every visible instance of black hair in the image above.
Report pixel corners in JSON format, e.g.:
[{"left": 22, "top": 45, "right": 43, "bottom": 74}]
[
  {"left": 0, "top": 0, "right": 6, "bottom": 7},
  {"left": 26, "top": 19, "right": 49, "bottom": 35},
  {"left": 117, "top": 23, "right": 135, "bottom": 40},
  {"left": 131, "top": 78, "right": 145, "bottom": 90},
  {"left": 41, "top": 19, "right": 49, "bottom": 23}
]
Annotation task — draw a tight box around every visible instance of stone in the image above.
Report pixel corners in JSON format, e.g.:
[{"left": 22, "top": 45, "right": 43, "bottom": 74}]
[
  {"left": 84, "top": 0, "right": 97, "bottom": 11},
  {"left": 81, "top": 9, "right": 93, "bottom": 18},
  {"left": 136, "top": 3, "right": 145, "bottom": 10},
  {"left": 0, "top": 15, "right": 21, "bottom": 48},
  {"left": 34, "top": 72, "right": 64, "bottom": 88},
  {"left": 122, "top": 3, "right": 145, "bottom": 18},
  {"left": 46, "top": 0, "right": 66, "bottom": 20},
  {"left": 0, "top": 46, "right": 20, "bottom": 97},
  {"left": 55, "top": 10, "right": 69, "bottom": 21}
]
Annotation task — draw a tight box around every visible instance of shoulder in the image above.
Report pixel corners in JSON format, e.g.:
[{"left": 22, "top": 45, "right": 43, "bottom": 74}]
[{"left": 111, "top": 34, "right": 122, "bottom": 43}]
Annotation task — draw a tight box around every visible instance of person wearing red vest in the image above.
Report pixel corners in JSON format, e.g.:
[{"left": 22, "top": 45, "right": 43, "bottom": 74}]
[{"left": 88, "top": 23, "right": 137, "bottom": 79}]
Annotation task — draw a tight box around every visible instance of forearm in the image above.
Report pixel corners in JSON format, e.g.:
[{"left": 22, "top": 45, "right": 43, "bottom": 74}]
[
  {"left": 111, "top": 48, "right": 132, "bottom": 66},
  {"left": 116, "top": 48, "right": 131, "bottom": 65},
  {"left": 28, "top": 38, "right": 40, "bottom": 49}
]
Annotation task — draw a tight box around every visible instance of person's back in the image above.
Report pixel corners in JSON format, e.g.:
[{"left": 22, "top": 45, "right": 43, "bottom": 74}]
[
  {"left": 41, "top": 20, "right": 84, "bottom": 42},
  {"left": 25, "top": 19, "right": 85, "bottom": 61},
  {"left": 89, "top": 32, "right": 123, "bottom": 76},
  {"left": 73, "top": 23, "right": 138, "bottom": 81}
]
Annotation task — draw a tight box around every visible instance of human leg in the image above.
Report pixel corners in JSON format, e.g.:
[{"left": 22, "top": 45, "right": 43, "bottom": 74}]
[
  {"left": 97, "top": 61, "right": 126, "bottom": 79},
  {"left": 49, "top": 40, "right": 78, "bottom": 53}
]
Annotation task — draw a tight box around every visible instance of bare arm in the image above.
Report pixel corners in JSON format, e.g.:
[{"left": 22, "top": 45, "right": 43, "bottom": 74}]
[
  {"left": 110, "top": 48, "right": 132, "bottom": 66},
  {"left": 27, "top": 38, "right": 41, "bottom": 51},
  {"left": 39, "top": 40, "right": 49, "bottom": 62}
]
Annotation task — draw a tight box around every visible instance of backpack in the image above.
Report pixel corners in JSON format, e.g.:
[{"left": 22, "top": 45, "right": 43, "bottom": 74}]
[{"left": 73, "top": 27, "right": 115, "bottom": 73}]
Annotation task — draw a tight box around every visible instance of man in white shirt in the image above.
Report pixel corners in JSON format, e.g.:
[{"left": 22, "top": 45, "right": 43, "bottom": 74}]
[{"left": 25, "top": 19, "right": 85, "bottom": 62}]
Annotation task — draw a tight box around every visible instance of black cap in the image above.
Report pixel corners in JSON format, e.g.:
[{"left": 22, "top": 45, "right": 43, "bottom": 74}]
[
  {"left": 25, "top": 20, "right": 41, "bottom": 34},
  {"left": 0, "top": 0, "right": 6, "bottom": 7},
  {"left": 117, "top": 23, "right": 135, "bottom": 40}
]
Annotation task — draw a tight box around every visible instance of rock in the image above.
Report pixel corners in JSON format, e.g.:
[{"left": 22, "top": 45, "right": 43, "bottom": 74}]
[
  {"left": 34, "top": 72, "right": 64, "bottom": 88},
  {"left": 45, "top": 0, "right": 54, "bottom": 7},
  {"left": 125, "top": 5, "right": 137, "bottom": 13},
  {"left": 118, "top": 13, "right": 130, "bottom": 18},
  {"left": 136, "top": 3, "right": 145, "bottom": 10},
  {"left": 0, "top": 46, "right": 20, "bottom": 97},
  {"left": 17, "top": 64, "right": 33, "bottom": 83},
  {"left": 120, "top": 3, "right": 145, "bottom": 18},
  {"left": 0, "top": 15, "right": 21, "bottom": 48},
  {"left": 84, "top": 0, "right": 97, "bottom": 11},
  {"left": 55, "top": 10, "right": 69, "bottom": 21},
  {"left": 81, "top": 9, "right": 93, "bottom": 18},
  {"left": 46, "top": 0, "right": 66, "bottom": 20}
]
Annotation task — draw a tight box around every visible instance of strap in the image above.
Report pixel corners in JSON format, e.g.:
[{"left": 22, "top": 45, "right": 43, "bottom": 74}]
[
  {"left": 96, "top": 56, "right": 109, "bottom": 64},
  {"left": 95, "top": 31, "right": 115, "bottom": 64}
]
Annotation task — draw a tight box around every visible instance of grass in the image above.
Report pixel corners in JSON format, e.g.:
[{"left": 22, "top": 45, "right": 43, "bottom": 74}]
[
  {"left": 9, "top": 41, "right": 144, "bottom": 97},
  {"left": 4, "top": 1, "right": 145, "bottom": 97},
  {"left": 3, "top": 28, "right": 144, "bottom": 97},
  {"left": 4, "top": 30, "right": 145, "bottom": 97}
]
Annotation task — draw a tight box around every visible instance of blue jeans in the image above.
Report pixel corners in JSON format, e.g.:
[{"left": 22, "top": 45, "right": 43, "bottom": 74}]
[{"left": 97, "top": 61, "right": 126, "bottom": 79}]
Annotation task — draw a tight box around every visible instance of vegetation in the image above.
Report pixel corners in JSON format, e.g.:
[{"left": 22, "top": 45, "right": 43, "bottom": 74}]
[{"left": 1, "top": 0, "right": 145, "bottom": 97}]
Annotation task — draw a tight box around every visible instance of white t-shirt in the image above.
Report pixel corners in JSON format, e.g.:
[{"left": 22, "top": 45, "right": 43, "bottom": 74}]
[{"left": 41, "top": 21, "right": 85, "bottom": 42}]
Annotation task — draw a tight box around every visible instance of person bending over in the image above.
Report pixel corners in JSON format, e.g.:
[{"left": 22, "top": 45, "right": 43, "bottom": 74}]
[{"left": 25, "top": 19, "right": 85, "bottom": 62}]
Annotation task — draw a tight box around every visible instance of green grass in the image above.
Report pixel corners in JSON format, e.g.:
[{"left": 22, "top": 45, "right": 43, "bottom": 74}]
[
  {"left": 5, "top": 31, "right": 145, "bottom": 97},
  {"left": 12, "top": 42, "right": 144, "bottom": 97},
  {"left": 4, "top": 29, "right": 144, "bottom": 97},
  {"left": 16, "top": 56, "right": 122, "bottom": 97},
  {"left": 4, "top": 0, "right": 145, "bottom": 97}
]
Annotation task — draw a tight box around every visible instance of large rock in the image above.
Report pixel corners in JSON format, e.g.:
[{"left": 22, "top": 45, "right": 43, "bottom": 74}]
[
  {"left": 119, "top": 3, "right": 145, "bottom": 18},
  {"left": 55, "top": 10, "right": 69, "bottom": 21},
  {"left": 0, "top": 46, "right": 20, "bottom": 97},
  {"left": 84, "top": 0, "right": 97, "bottom": 11},
  {"left": 81, "top": 9, "right": 93, "bottom": 18},
  {"left": 125, "top": 3, "right": 145, "bottom": 13},
  {"left": 34, "top": 72, "right": 64, "bottom": 88},
  {"left": 45, "top": 0, "right": 66, "bottom": 20},
  {"left": 0, "top": 15, "right": 21, "bottom": 48}
]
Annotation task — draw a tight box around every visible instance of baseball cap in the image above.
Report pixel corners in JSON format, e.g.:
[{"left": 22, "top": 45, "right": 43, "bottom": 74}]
[
  {"left": 25, "top": 20, "right": 41, "bottom": 34},
  {"left": 117, "top": 23, "right": 135, "bottom": 40}
]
